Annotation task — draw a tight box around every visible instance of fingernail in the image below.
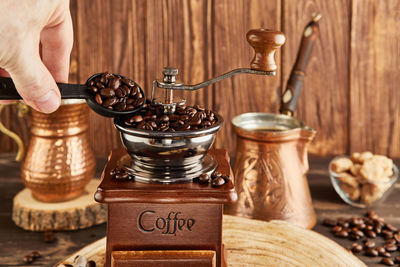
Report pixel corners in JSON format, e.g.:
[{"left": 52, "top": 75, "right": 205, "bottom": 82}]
[{"left": 34, "top": 90, "right": 60, "bottom": 113}]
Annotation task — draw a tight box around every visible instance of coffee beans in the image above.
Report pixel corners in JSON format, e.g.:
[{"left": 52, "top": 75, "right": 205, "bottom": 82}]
[
  {"left": 110, "top": 167, "right": 130, "bottom": 181},
  {"left": 211, "top": 177, "right": 225, "bottom": 187},
  {"left": 23, "top": 255, "right": 34, "bottom": 263},
  {"left": 366, "top": 248, "right": 379, "bottom": 257},
  {"left": 23, "top": 251, "right": 41, "bottom": 264},
  {"left": 381, "top": 251, "right": 392, "bottom": 258},
  {"left": 323, "top": 218, "right": 337, "bottom": 227},
  {"left": 367, "top": 230, "right": 377, "bottom": 238},
  {"left": 322, "top": 210, "right": 400, "bottom": 266},
  {"left": 335, "top": 230, "right": 349, "bottom": 238},
  {"left": 364, "top": 240, "right": 375, "bottom": 248},
  {"left": 199, "top": 173, "right": 210, "bottom": 184},
  {"left": 385, "top": 243, "right": 397, "bottom": 252},
  {"left": 124, "top": 102, "right": 218, "bottom": 132},
  {"left": 31, "top": 251, "right": 41, "bottom": 259},
  {"left": 376, "top": 246, "right": 386, "bottom": 254},
  {"left": 88, "top": 72, "right": 144, "bottom": 112},
  {"left": 351, "top": 243, "right": 363, "bottom": 253},
  {"left": 381, "top": 258, "right": 394, "bottom": 266},
  {"left": 197, "top": 171, "right": 231, "bottom": 187}
]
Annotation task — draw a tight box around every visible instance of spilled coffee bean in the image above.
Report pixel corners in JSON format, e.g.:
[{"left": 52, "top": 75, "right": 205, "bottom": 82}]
[
  {"left": 110, "top": 166, "right": 131, "bottom": 181},
  {"left": 211, "top": 177, "right": 225, "bottom": 187},
  {"left": 196, "top": 171, "right": 230, "bottom": 187},
  {"left": 31, "top": 251, "right": 41, "bottom": 259},
  {"left": 198, "top": 173, "right": 210, "bottom": 184},
  {"left": 381, "top": 257, "right": 394, "bottom": 266},
  {"left": 351, "top": 243, "right": 363, "bottom": 253},
  {"left": 23, "top": 255, "right": 34, "bottom": 264},
  {"left": 365, "top": 248, "right": 378, "bottom": 257},
  {"left": 23, "top": 251, "right": 42, "bottom": 264}
]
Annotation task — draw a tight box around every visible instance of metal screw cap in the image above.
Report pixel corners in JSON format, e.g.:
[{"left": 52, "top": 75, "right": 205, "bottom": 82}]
[{"left": 162, "top": 67, "right": 179, "bottom": 76}]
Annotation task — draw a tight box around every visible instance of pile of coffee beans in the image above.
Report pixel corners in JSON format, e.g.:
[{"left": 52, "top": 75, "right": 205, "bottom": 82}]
[
  {"left": 87, "top": 72, "right": 144, "bottom": 111},
  {"left": 123, "top": 102, "right": 218, "bottom": 132},
  {"left": 198, "top": 171, "right": 231, "bottom": 187},
  {"left": 23, "top": 251, "right": 41, "bottom": 264},
  {"left": 322, "top": 210, "right": 400, "bottom": 266}
]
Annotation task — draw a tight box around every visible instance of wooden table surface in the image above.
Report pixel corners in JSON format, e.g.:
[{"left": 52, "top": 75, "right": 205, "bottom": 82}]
[{"left": 0, "top": 154, "right": 399, "bottom": 267}]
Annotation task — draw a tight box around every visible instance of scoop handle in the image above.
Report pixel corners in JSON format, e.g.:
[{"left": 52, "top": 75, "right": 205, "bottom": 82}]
[
  {"left": 0, "top": 77, "right": 87, "bottom": 100},
  {"left": 280, "top": 15, "right": 320, "bottom": 116},
  {"left": 247, "top": 29, "right": 286, "bottom": 72}
]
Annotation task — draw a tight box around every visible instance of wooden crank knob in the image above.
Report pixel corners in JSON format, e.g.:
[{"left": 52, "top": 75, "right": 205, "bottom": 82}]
[{"left": 247, "top": 29, "right": 286, "bottom": 72}]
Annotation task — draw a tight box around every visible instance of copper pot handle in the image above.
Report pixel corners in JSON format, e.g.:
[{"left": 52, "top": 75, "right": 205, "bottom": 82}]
[
  {"left": 0, "top": 102, "right": 28, "bottom": 161},
  {"left": 280, "top": 14, "right": 321, "bottom": 116}
]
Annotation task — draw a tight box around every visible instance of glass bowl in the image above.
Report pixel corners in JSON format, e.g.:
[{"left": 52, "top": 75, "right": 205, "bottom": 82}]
[{"left": 329, "top": 156, "right": 399, "bottom": 208}]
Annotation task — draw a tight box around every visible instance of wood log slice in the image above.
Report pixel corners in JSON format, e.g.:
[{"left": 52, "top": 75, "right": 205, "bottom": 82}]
[
  {"left": 56, "top": 215, "right": 365, "bottom": 266},
  {"left": 12, "top": 179, "right": 107, "bottom": 231}
]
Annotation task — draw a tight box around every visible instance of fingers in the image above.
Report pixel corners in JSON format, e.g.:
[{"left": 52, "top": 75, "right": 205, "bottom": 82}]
[
  {"left": 3, "top": 5, "right": 73, "bottom": 114},
  {"left": 7, "top": 40, "right": 61, "bottom": 113},
  {"left": 0, "top": 100, "right": 16, "bottom": 105},
  {"left": 0, "top": 68, "right": 10, "bottom": 77},
  {"left": 40, "top": 7, "right": 73, "bottom": 83},
  {"left": 0, "top": 1, "right": 73, "bottom": 113}
]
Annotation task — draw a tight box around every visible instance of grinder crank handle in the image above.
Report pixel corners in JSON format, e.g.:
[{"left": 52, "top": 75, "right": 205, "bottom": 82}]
[
  {"left": 247, "top": 29, "right": 286, "bottom": 72},
  {"left": 279, "top": 14, "right": 321, "bottom": 116},
  {"left": 0, "top": 77, "right": 88, "bottom": 100},
  {"left": 153, "top": 28, "right": 286, "bottom": 95}
]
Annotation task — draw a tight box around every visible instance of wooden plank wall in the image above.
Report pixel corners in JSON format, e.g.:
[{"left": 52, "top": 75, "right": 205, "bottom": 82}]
[{"left": 0, "top": 0, "right": 399, "bottom": 158}]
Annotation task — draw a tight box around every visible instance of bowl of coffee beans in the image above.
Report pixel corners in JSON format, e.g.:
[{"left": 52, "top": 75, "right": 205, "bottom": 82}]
[{"left": 114, "top": 101, "right": 223, "bottom": 172}]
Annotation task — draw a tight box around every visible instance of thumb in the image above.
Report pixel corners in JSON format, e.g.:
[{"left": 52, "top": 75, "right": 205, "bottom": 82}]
[{"left": 7, "top": 46, "right": 61, "bottom": 113}]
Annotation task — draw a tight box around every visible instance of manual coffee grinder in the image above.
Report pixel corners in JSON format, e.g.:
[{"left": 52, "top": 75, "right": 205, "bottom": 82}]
[{"left": 95, "top": 29, "right": 285, "bottom": 267}]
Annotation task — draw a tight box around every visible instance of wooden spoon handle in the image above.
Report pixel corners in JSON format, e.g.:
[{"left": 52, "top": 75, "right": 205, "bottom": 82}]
[
  {"left": 280, "top": 15, "right": 320, "bottom": 116},
  {"left": 246, "top": 29, "right": 286, "bottom": 72}
]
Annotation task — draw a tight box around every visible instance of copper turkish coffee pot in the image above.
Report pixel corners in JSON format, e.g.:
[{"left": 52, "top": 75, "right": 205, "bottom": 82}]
[{"left": 226, "top": 15, "right": 321, "bottom": 229}]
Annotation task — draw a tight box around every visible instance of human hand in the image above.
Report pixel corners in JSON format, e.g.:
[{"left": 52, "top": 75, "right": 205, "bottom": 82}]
[{"left": 0, "top": 0, "right": 73, "bottom": 113}]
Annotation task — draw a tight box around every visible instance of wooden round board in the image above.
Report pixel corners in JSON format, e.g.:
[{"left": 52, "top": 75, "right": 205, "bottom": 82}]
[
  {"left": 12, "top": 179, "right": 107, "bottom": 231},
  {"left": 56, "top": 215, "right": 365, "bottom": 266}
]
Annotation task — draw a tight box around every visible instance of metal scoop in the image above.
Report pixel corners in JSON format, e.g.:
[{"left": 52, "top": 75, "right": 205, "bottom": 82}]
[{"left": 0, "top": 73, "right": 145, "bottom": 117}]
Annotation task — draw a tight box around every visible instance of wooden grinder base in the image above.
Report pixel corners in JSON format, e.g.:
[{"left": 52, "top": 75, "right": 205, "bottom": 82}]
[
  {"left": 12, "top": 179, "right": 107, "bottom": 231},
  {"left": 95, "top": 149, "right": 237, "bottom": 267}
]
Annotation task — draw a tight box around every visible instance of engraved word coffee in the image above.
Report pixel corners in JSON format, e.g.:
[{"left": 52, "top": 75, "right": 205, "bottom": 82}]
[{"left": 138, "top": 210, "right": 195, "bottom": 234}]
